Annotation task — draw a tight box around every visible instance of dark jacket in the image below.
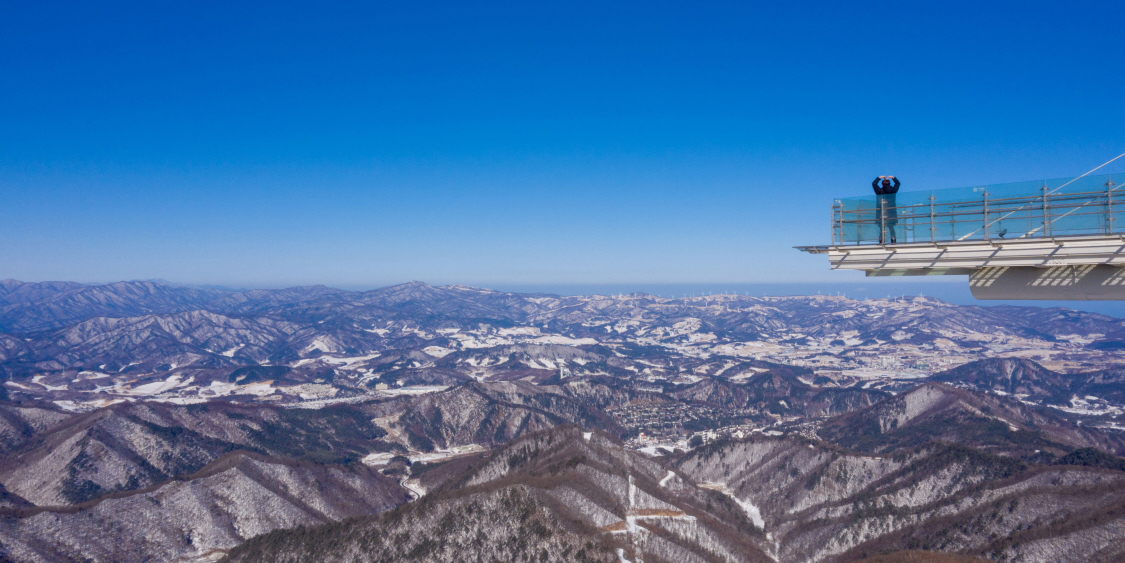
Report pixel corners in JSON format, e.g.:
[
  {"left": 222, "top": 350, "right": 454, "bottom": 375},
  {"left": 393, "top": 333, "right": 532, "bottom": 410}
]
[
  {"left": 872, "top": 177, "right": 900, "bottom": 223},
  {"left": 872, "top": 177, "right": 900, "bottom": 195}
]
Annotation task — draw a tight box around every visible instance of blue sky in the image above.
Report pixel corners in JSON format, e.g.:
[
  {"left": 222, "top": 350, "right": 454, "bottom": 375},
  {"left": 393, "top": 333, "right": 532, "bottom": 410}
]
[{"left": 2, "top": 0, "right": 1124, "bottom": 289}]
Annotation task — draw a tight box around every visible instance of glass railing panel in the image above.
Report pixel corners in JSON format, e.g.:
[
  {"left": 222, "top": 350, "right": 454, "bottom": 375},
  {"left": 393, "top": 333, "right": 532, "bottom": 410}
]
[
  {"left": 838, "top": 198, "right": 879, "bottom": 243},
  {"left": 832, "top": 172, "right": 1125, "bottom": 244}
]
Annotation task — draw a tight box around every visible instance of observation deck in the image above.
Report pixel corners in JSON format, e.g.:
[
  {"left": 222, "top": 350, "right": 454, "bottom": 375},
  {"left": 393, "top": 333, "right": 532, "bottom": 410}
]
[{"left": 797, "top": 172, "right": 1125, "bottom": 300}]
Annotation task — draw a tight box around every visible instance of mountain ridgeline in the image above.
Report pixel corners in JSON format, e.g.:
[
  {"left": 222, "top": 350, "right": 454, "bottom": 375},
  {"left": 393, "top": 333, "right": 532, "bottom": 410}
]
[{"left": 0, "top": 279, "right": 1122, "bottom": 561}]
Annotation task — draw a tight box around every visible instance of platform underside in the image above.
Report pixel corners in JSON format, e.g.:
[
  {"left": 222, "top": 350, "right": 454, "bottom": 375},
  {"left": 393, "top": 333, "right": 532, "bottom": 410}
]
[{"left": 798, "top": 234, "right": 1125, "bottom": 300}]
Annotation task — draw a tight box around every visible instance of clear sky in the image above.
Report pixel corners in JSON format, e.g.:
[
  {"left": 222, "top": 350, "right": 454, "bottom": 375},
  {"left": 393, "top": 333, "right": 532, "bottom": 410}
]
[{"left": 2, "top": 0, "right": 1123, "bottom": 288}]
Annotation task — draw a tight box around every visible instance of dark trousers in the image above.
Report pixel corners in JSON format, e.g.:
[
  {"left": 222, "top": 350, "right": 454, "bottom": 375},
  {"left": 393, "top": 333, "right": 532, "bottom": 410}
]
[{"left": 877, "top": 198, "right": 898, "bottom": 243}]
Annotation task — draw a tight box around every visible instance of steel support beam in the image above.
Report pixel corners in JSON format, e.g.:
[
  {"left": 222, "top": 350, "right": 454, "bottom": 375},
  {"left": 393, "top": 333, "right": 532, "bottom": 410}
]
[{"left": 969, "top": 265, "right": 1125, "bottom": 300}]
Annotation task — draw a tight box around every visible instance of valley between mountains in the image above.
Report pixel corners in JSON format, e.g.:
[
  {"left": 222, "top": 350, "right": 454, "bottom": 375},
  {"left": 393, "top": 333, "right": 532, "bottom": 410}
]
[{"left": 0, "top": 279, "right": 1123, "bottom": 562}]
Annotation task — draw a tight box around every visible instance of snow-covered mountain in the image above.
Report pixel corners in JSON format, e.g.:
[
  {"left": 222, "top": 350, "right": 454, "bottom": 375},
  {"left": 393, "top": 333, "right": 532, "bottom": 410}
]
[{"left": 0, "top": 280, "right": 1124, "bottom": 562}]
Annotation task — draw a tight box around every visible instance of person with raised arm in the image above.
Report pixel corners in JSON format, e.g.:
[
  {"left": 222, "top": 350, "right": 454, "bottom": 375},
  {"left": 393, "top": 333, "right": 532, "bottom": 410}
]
[{"left": 872, "top": 175, "right": 900, "bottom": 244}]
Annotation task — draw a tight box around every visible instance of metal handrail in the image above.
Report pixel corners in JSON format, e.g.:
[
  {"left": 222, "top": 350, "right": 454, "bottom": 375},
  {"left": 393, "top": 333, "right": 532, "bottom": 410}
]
[{"left": 834, "top": 174, "right": 1125, "bottom": 245}]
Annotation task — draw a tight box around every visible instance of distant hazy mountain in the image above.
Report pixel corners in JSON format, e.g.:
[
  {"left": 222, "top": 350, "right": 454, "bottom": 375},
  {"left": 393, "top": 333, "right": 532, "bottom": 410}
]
[
  {"left": 3, "top": 278, "right": 1125, "bottom": 392},
  {"left": 0, "top": 280, "right": 230, "bottom": 332}
]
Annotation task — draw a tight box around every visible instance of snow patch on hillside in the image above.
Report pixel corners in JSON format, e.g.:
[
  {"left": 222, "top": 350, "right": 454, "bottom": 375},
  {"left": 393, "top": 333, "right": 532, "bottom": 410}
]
[{"left": 699, "top": 482, "right": 765, "bottom": 529}]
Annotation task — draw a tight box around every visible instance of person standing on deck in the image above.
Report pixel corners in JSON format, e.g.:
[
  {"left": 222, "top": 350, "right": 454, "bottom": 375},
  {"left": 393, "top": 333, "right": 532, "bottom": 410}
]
[{"left": 872, "top": 175, "right": 900, "bottom": 244}]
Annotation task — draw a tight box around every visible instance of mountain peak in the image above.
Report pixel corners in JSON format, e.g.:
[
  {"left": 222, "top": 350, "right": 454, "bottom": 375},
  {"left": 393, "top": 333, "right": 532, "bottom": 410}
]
[{"left": 932, "top": 357, "right": 1070, "bottom": 400}]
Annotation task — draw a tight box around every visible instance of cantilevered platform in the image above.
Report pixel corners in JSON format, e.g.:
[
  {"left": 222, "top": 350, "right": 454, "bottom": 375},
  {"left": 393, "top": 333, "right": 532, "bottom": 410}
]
[{"left": 798, "top": 172, "right": 1125, "bottom": 300}]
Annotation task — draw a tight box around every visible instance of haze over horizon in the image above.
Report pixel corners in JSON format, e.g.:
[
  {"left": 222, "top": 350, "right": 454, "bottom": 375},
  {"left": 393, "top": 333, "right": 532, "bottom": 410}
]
[
  {"left": 11, "top": 276, "right": 1125, "bottom": 318},
  {"left": 3, "top": 1, "right": 1123, "bottom": 289}
]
